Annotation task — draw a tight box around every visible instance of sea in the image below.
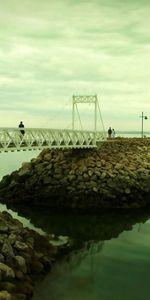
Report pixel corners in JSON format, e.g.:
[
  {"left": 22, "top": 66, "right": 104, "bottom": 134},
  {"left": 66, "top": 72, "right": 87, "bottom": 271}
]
[
  {"left": 116, "top": 131, "right": 150, "bottom": 138},
  {"left": 0, "top": 131, "right": 150, "bottom": 300}
]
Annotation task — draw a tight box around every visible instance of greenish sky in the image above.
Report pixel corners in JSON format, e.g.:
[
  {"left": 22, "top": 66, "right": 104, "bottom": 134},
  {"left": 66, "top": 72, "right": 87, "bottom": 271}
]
[{"left": 0, "top": 0, "right": 150, "bottom": 131}]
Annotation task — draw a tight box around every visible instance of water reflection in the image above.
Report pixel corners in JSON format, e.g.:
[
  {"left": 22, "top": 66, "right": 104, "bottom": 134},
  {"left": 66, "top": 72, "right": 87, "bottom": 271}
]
[
  {"left": 32, "top": 218, "right": 150, "bottom": 300},
  {"left": 0, "top": 203, "right": 45, "bottom": 235},
  {"left": 1, "top": 203, "right": 150, "bottom": 299},
  {"left": 4, "top": 203, "right": 150, "bottom": 241}
]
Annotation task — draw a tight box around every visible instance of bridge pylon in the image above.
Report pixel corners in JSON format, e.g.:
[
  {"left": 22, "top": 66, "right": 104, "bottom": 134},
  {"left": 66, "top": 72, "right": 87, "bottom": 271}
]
[{"left": 72, "top": 95, "right": 106, "bottom": 141}]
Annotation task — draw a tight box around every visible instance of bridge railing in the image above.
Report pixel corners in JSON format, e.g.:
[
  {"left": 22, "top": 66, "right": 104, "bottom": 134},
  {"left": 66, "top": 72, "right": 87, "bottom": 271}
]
[{"left": 0, "top": 127, "right": 106, "bottom": 152}]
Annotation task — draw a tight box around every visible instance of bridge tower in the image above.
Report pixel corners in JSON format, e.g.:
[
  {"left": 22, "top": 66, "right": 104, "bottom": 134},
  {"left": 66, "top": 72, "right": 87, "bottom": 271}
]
[{"left": 72, "top": 95, "right": 106, "bottom": 139}]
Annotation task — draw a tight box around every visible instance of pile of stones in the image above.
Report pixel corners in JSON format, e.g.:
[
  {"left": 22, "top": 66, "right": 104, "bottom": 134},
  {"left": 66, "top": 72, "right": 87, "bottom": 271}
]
[
  {"left": 0, "top": 138, "right": 150, "bottom": 209},
  {"left": 0, "top": 211, "right": 56, "bottom": 300}
]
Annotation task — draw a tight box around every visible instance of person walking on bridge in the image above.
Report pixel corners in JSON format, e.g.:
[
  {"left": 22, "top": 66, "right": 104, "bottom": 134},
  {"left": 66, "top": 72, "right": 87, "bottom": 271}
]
[{"left": 18, "top": 121, "right": 25, "bottom": 136}]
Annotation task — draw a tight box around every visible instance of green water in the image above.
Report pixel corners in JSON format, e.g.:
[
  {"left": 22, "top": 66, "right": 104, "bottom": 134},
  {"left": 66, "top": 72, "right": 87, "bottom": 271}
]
[{"left": 32, "top": 215, "right": 150, "bottom": 300}]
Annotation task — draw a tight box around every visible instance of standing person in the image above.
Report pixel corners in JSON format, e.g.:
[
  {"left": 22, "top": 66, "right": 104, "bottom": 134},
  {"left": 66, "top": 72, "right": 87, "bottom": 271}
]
[
  {"left": 112, "top": 129, "right": 115, "bottom": 138},
  {"left": 18, "top": 121, "right": 25, "bottom": 136},
  {"left": 108, "top": 127, "right": 112, "bottom": 139}
]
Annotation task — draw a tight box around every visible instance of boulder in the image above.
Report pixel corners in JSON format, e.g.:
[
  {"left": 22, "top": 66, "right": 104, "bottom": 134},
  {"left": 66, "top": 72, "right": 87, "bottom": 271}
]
[{"left": 0, "top": 263, "right": 15, "bottom": 280}]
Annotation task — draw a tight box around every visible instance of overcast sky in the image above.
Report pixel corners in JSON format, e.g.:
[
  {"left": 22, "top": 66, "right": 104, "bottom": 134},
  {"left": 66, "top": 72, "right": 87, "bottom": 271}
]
[{"left": 0, "top": 0, "right": 150, "bottom": 131}]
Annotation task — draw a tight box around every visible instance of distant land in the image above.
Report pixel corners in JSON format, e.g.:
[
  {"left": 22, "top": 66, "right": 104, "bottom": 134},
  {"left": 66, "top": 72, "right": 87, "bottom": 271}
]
[{"left": 116, "top": 131, "right": 150, "bottom": 134}]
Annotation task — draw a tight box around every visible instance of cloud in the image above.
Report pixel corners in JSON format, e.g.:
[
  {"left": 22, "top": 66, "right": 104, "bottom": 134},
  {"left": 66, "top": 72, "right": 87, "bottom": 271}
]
[{"left": 0, "top": 0, "right": 149, "bottom": 131}]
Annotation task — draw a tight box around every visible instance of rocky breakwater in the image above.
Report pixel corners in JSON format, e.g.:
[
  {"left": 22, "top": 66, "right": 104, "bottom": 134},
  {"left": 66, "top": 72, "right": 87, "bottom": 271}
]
[
  {"left": 0, "top": 138, "right": 150, "bottom": 209},
  {"left": 0, "top": 211, "right": 57, "bottom": 300}
]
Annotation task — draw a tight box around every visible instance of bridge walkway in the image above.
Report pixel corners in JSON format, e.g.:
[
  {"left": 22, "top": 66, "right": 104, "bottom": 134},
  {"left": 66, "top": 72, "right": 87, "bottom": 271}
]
[{"left": 0, "top": 127, "right": 106, "bottom": 153}]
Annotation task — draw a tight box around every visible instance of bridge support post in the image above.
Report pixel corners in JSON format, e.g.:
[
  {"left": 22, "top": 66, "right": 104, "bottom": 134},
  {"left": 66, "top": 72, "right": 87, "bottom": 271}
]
[
  {"left": 72, "top": 95, "right": 75, "bottom": 130},
  {"left": 94, "top": 95, "right": 98, "bottom": 144}
]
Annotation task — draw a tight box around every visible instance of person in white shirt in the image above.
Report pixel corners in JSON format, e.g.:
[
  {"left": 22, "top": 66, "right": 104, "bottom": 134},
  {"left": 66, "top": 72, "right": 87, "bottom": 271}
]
[{"left": 112, "top": 129, "right": 115, "bottom": 138}]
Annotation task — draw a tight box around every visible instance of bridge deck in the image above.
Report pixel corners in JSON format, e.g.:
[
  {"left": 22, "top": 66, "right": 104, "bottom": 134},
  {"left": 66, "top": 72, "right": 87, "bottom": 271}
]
[{"left": 0, "top": 128, "right": 106, "bottom": 153}]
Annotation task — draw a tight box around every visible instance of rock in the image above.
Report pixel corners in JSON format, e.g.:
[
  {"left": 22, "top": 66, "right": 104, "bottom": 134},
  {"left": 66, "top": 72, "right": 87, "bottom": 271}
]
[
  {"left": 8, "top": 225, "right": 22, "bottom": 235},
  {"left": 125, "top": 188, "right": 131, "bottom": 194},
  {"left": 0, "top": 235, "right": 8, "bottom": 246},
  {"left": 34, "top": 164, "right": 45, "bottom": 175},
  {"left": 0, "top": 217, "right": 9, "bottom": 232},
  {"left": 0, "top": 175, "right": 11, "bottom": 188},
  {"left": 0, "top": 225, "right": 9, "bottom": 233},
  {"left": 30, "top": 260, "right": 44, "bottom": 273},
  {"left": 0, "top": 290, "right": 12, "bottom": 300},
  {"left": 18, "top": 169, "right": 30, "bottom": 177},
  {"left": 0, "top": 211, "right": 58, "bottom": 300},
  {"left": 68, "top": 175, "right": 76, "bottom": 182},
  {"left": 0, "top": 253, "right": 5, "bottom": 263},
  {"left": 60, "top": 177, "right": 68, "bottom": 185},
  {"left": 8, "top": 234, "right": 17, "bottom": 245},
  {"left": 14, "top": 241, "right": 28, "bottom": 251},
  {"left": 21, "top": 162, "right": 32, "bottom": 169},
  {"left": 53, "top": 174, "right": 63, "bottom": 180},
  {"left": 82, "top": 173, "right": 89, "bottom": 180},
  {"left": 0, "top": 263, "right": 15, "bottom": 279},
  {"left": 0, "top": 282, "right": 15, "bottom": 293},
  {"left": 0, "top": 139, "right": 150, "bottom": 209},
  {"left": 101, "top": 159, "right": 106, "bottom": 166},
  {"left": 1, "top": 212, "right": 13, "bottom": 220},
  {"left": 15, "top": 256, "right": 27, "bottom": 274},
  {"left": 101, "top": 172, "right": 107, "bottom": 179},
  {"left": 2, "top": 242, "right": 15, "bottom": 259},
  {"left": 115, "top": 163, "right": 123, "bottom": 170},
  {"left": 93, "top": 187, "right": 98, "bottom": 192},
  {"left": 94, "top": 170, "right": 101, "bottom": 177},
  {"left": 8, "top": 180, "right": 19, "bottom": 189},
  {"left": 15, "top": 270, "right": 24, "bottom": 279},
  {"left": 42, "top": 176, "right": 52, "bottom": 184},
  {"left": 43, "top": 153, "right": 52, "bottom": 161},
  {"left": 88, "top": 170, "right": 93, "bottom": 177}
]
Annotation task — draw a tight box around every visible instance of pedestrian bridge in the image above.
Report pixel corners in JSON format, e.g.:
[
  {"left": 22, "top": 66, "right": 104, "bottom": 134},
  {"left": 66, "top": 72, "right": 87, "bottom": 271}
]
[
  {"left": 0, "top": 127, "right": 106, "bottom": 153},
  {"left": 0, "top": 95, "right": 106, "bottom": 153}
]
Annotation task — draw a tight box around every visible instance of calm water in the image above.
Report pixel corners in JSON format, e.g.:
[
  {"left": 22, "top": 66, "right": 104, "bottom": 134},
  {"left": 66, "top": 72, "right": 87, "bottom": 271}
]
[
  {"left": 0, "top": 135, "right": 150, "bottom": 300},
  {"left": 8, "top": 206, "right": 150, "bottom": 300},
  {"left": 32, "top": 217, "right": 150, "bottom": 300},
  {"left": 0, "top": 150, "right": 40, "bottom": 180},
  {"left": 116, "top": 131, "right": 150, "bottom": 138}
]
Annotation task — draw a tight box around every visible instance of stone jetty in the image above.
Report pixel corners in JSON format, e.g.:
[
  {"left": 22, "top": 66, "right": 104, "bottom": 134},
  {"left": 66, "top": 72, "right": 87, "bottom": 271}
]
[
  {"left": 0, "top": 138, "right": 150, "bottom": 209},
  {"left": 0, "top": 211, "right": 57, "bottom": 300}
]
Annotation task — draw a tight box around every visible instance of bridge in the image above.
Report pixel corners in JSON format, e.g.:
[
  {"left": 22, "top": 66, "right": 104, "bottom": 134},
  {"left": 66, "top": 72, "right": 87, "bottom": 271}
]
[
  {"left": 0, "top": 127, "right": 106, "bottom": 152},
  {"left": 0, "top": 95, "right": 106, "bottom": 153}
]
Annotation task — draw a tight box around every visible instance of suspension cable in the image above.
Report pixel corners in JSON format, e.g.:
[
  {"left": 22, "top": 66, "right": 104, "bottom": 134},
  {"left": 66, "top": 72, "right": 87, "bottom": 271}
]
[
  {"left": 97, "top": 100, "right": 106, "bottom": 135},
  {"left": 76, "top": 104, "right": 83, "bottom": 130}
]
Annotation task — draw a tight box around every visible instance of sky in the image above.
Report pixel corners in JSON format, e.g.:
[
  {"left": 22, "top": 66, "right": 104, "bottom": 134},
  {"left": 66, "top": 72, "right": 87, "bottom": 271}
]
[{"left": 0, "top": 0, "right": 150, "bottom": 131}]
